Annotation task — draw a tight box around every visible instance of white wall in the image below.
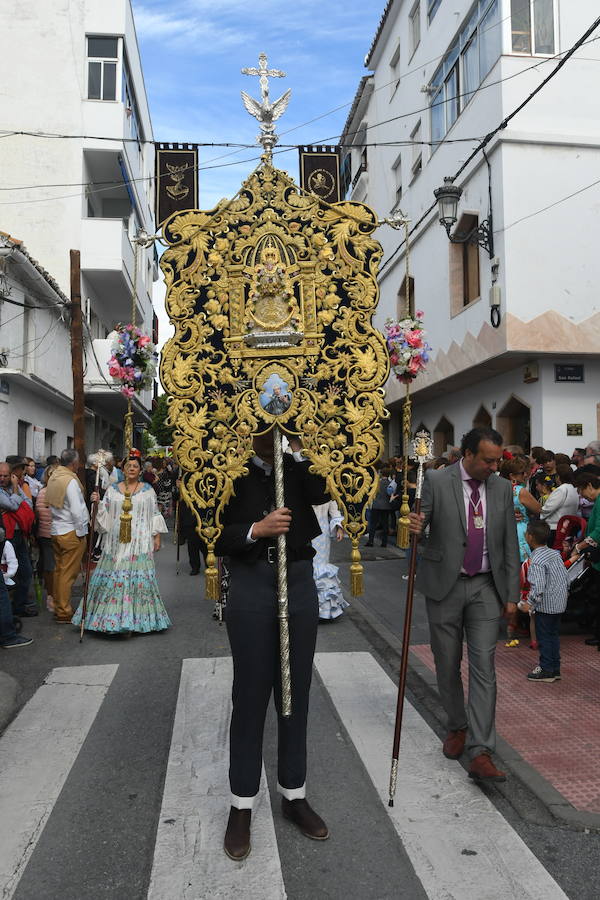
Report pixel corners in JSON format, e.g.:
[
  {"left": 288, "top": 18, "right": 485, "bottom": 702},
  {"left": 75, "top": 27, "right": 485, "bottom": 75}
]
[
  {"left": 407, "top": 355, "right": 600, "bottom": 451},
  {"left": 0, "top": 380, "right": 73, "bottom": 462}
]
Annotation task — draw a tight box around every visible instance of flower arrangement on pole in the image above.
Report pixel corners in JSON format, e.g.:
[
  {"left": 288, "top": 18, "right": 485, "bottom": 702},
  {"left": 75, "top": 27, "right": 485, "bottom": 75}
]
[
  {"left": 108, "top": 324, "right": 158, "bottom": 399},
  {"left": 383, "top": 310, "right": 432, "bottom": 549},
  {"left": 384, "top": 311, "right": 430, "bottom": 384}
]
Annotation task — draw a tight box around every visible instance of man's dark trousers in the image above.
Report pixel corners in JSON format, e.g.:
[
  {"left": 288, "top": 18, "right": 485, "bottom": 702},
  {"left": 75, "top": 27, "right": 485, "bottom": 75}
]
[
  {"left": 11, "top": 531, "right": 33, "bottom": 614},
  {"left": 226, "top": 557, "right": 318, "bottom": 798},
  {"left": 0, "top": 578, "right": 17, "bottom": 644}
]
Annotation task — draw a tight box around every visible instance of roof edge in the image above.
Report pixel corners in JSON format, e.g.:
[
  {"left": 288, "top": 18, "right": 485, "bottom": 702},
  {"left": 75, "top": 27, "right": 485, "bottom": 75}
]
[{"left": 0, "top": 230, "right": 70, "bottom": 304}]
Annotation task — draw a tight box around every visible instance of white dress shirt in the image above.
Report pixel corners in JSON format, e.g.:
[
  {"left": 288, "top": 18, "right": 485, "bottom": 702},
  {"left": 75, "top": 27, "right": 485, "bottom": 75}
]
[
  {"left": 50, "top": 479, "right": 89, "bottom": 537},
  {"left": 459, "top": 460, "right": 491, "bottom": 573}
]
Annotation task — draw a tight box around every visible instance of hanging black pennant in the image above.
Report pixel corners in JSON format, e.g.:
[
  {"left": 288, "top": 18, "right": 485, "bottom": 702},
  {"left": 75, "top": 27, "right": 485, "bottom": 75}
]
[
  {"left": 298, "top": 146, "right": 341, "bottom": 203},
  {"left": 155, "top": 144, "right": 198, "bottom": 226}
]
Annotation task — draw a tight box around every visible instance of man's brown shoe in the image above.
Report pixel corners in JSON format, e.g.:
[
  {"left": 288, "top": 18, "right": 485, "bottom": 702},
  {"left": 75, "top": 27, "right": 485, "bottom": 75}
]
[
  {"left": 442, "top": 728, "right": 467, "bottom": 759},
  {"left": 468, "top": 753, "right": 506, "bottom": 783},
  {"left": 281, "top": 798, "right": 329, "bottom": 840},
  {"left": 224, "top": 807, "right": 251, "bottom": 860}
]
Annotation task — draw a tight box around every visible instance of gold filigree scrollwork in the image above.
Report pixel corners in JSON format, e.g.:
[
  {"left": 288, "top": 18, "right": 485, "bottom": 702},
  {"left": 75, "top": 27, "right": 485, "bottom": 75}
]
[{"left": 160, "top": 162, "right": 389, "bottom": 598}]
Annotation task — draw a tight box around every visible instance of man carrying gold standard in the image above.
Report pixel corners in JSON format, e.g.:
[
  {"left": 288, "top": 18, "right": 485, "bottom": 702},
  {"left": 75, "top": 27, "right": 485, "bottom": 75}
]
[{"left": 216, "top": 432, "right": 330, "bottom": 861}]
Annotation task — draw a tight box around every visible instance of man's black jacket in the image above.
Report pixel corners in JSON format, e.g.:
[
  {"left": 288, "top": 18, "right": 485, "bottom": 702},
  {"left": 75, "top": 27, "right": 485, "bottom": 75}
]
[{"left": 215, "top": 455, "right": 329, "bottom": 561}]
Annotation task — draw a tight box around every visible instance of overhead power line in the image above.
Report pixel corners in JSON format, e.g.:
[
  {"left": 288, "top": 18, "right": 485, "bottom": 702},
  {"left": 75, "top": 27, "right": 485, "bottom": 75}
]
[
  {"left": 1, "top": 34, "right": 597, "bottom": 205},
  {"left": 378, "top": 15, "right": 600, "bottom": 277}
]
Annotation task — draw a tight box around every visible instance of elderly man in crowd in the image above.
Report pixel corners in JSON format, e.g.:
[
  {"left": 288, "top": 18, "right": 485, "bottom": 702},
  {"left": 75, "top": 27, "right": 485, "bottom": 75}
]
[
  {"left": 0, "top": 459, "right": 36, "bottom": 617},
  {"left": 46, "top": 449, "right": 89, "bottom": 624},
  {"left": 584, "top": 442, "right": 600, "bottom": 468}
]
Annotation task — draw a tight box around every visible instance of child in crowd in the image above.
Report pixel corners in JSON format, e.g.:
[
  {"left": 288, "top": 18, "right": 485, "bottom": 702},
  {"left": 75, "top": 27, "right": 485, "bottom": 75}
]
[{"left": 519, "top": 520, "right": 569, "bottom": 683}]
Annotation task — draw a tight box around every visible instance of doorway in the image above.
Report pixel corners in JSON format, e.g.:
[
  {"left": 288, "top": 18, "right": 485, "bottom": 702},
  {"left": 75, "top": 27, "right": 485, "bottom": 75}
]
[
  {"left": 472, "top": 405, "right": 492, "bottom": 429},
  {"left": 433, "top": 416, "right": 455, "bottom": 457},
  {"left": 496, "top": 395, "right": 531, "bottom": 451}
]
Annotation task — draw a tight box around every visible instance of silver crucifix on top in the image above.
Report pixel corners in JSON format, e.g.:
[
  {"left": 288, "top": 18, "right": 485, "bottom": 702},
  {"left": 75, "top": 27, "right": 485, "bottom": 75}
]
[{"left": 241, "top": 52, "right": 291, "bottom": 156}]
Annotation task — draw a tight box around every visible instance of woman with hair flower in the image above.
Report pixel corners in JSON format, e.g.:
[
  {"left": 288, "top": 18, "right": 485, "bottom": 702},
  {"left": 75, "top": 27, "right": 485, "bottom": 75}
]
[{"left": 72, "top": 454, "right": 171, "bottom": 634}]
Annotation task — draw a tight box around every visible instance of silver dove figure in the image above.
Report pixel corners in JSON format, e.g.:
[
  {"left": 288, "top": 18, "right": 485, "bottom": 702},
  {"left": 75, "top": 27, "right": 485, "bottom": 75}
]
[{"left": 241, "top": 52, "right": 291, "bottom": 154}]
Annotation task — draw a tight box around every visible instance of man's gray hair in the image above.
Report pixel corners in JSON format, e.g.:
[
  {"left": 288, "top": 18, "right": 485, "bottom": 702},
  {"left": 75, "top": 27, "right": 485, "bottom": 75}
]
[
  {"left": 585, "top": 440, "right": 600, "bottom": 463},
  {"left": 60, "top": 448, "right": 79, "bottom": 467}
]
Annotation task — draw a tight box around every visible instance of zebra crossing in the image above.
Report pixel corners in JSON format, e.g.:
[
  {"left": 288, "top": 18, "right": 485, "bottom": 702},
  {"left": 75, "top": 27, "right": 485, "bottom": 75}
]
[{"left": 0, "top": 653, "right": 568, "bottom": 899}]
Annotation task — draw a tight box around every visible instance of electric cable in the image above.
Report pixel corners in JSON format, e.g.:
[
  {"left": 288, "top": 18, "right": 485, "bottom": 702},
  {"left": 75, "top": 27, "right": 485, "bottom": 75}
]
[
  {"left": 378, "top": 15, "right": 600, "bottom": 276},
  {"left": 1, "top": 34, "right": 597, "bottom": 203}
]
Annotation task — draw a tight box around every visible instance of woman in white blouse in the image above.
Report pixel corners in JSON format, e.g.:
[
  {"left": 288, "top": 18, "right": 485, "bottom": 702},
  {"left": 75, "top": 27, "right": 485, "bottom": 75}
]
[
  {"left": 72, "top": 454, "right": 170, "bottom": 634},
  {"left": 540, "top": 464, "right": 579, "bottom": 534}
]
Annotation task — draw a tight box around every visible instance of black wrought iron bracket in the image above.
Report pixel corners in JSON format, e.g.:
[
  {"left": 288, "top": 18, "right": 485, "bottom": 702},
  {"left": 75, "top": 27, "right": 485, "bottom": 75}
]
[{"left": 443, "top": 216, "right": 494, "bottom": 259}]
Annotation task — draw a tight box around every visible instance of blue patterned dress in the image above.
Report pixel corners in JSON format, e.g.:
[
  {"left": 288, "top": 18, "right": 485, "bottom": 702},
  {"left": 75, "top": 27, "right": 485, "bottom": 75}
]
[
  {"left": 312, "top": 501, "right": 349, "bottom": 620},
  {"left": 72, "top": 483, "right": 171, "bottom": 633},
  {"left": 513, "top": 483, "right": 531, "bottom": 563}
]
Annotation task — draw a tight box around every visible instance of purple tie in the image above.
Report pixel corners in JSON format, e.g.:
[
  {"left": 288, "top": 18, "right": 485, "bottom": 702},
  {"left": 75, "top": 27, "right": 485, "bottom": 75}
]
[{"left": 463, "top": 478, "right": 484, "bottom": 576}]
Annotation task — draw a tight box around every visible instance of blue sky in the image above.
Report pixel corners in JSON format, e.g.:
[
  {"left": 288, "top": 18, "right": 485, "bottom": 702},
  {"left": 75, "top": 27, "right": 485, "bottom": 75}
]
[{"left": 132, "top": 0, "right": 384, "bottom": 208}]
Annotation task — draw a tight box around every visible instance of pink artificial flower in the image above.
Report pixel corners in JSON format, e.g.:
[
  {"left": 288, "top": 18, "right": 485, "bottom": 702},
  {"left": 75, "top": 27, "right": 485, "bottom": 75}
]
[
  {"left": 138, "top": 335, "right": 151, "bottom": 347},
  {"left": 416, "top": 310, "right": 424, "bottom": 318},
  {"left": 108, "top": 364, "right": 120, "bottom": 377},
  {"left": 404, "top": 330, "right": 423, "bottom": 348},
  {"left": 408, "top": 357, "right": 421, "bottom": 375},
  {"left": 390, "top": 353, "right": 399, "bottom": 365},
  {"left": 121, "top": 385, "right": 135, "bottom": 398}
]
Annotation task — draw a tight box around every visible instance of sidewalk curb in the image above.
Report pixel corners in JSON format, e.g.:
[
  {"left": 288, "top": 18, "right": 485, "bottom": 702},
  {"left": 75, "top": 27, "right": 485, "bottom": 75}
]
[
  {"left": 0, "top": 670, "right": 20, "bottom": 734},
  {"left": 348, "top": 591, "right": 600, "bottom": 834}
]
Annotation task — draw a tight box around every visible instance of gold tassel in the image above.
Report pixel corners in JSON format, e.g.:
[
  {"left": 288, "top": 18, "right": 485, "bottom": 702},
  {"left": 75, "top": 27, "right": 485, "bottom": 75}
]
[
  {"left": 397, "top": 492, "right": 410, "bottom": 549},
  {"left": 205, "top": 549, "right": 220, "bottom": 602},
  {"left": 350, "top": 538, "right": 363, "bottom": 597},
  {"left": 119, "top": 489, "right": 132, "bottom": 543}
]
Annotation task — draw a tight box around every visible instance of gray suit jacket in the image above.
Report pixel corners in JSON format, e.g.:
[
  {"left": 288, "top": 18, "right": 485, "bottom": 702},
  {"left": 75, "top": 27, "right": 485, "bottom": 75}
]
[{"left": 415, "top": 465, "right": 520, "bottom": 604}]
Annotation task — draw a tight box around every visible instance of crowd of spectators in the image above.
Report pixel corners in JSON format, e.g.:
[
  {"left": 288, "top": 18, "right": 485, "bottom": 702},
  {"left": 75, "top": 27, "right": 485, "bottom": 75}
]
[
  {"left": 366, "top": 439, "right": 600, "bottom": 657},
  {"left": 0, "top": 449, "right": 181, "bottom": 649}
]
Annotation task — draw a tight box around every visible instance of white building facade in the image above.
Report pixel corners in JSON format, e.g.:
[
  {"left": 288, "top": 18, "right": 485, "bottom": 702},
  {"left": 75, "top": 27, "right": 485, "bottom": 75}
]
[
  {"left": 342, "top": 0, "right": 600, "bottom": 456},
  {"left": 0, "top": 0, "right": 157, "bottom": 460}
]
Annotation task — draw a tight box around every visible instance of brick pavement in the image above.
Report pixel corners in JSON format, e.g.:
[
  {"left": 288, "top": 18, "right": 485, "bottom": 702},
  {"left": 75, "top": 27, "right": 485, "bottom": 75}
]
[{"left": 411, "top": 636, "right": 600, "bottom": 814}]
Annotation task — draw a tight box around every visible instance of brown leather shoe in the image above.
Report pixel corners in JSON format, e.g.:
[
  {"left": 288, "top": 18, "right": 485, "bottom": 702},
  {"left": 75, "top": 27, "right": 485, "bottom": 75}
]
[
  {"left": 224, "top": 807, "right": 251, "bottom": 860},
  {"left": 468, "top": 753, "right": 506, "bottom": 783},
  {"left": 281, "top": 798, "right": 329, "bottom": 840},
  {"left": 442, "top": 728, "right": 467, "bottom": 759}
]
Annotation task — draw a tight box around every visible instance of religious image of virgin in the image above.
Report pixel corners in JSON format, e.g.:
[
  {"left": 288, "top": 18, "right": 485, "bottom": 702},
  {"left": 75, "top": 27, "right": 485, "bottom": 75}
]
[{"left": 259, "top": 373, "right": 292, "bottom": 416}]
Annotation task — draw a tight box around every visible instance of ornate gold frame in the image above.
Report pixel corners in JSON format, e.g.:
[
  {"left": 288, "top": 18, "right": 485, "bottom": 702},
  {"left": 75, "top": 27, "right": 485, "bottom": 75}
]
[{"left": 160, "top": 161, "right": 389, "bottom": 597}]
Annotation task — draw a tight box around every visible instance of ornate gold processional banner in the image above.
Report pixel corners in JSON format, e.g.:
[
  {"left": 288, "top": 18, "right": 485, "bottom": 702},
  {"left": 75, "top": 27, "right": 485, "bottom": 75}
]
[
  {"left": 155, "top": 144, "right": 199, "bottom": 227},
  {"left": 160, "top": 160, "right": 389, "bottom": 598},
  {"left": 298, "top": 146, "right": 341, "bottom": 204}
]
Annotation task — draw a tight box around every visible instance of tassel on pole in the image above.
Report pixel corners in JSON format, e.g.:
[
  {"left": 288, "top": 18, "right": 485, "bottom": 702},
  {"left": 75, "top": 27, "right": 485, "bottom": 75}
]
[
  {"left": 350, "top": 538, "right": 363, "bottom": 597},
  {"left": 205, "top": 548, "right": 220, "bottom": 603}
]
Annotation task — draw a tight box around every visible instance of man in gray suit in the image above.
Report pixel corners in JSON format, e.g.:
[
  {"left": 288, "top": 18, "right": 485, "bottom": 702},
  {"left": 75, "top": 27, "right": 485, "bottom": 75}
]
[{"left": 410, "top": 427, "right": 519, "bottom": 782}]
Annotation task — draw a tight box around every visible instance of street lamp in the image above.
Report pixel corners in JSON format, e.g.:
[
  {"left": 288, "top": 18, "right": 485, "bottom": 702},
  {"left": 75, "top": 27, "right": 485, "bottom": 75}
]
[{"left": 433, "top": 176, "right": 494, "bottom": 259}]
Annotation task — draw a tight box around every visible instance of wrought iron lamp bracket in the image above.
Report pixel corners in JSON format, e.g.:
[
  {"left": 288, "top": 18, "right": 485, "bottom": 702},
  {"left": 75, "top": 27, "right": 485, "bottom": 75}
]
[{"left": 443, "top": 216, "right": 494, "bottom": 259}]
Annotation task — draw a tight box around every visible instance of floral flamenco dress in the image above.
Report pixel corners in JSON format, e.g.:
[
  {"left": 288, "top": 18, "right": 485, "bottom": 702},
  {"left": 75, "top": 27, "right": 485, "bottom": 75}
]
[{"left": 72, "top": 483, "right": 171, "bottom": 633}]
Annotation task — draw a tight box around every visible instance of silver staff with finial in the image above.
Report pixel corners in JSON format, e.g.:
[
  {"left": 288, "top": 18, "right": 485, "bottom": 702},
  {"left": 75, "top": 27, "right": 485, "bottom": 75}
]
[{"left": 241, "top": 52, "right": 291, "bottom": 157}]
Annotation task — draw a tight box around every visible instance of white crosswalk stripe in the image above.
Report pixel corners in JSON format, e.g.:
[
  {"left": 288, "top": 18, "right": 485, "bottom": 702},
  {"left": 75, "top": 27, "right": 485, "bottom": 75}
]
[
  {"left": 147, "top": 657, "right": 286, "bottom": 900},
  {"left": 314, "top": 651, "right": 568, "bottom": 900},
  {"left": 0, "top": 664, "right": 118, "bottom": 899},
  {"left": 0, "top": 653, "right": 573, "bottom": 899}
]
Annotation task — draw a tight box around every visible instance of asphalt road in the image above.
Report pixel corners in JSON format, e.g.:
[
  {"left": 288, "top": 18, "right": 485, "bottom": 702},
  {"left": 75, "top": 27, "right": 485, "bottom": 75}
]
[{"left": 0, "top": 536, "right": 598, "bottom": 900}]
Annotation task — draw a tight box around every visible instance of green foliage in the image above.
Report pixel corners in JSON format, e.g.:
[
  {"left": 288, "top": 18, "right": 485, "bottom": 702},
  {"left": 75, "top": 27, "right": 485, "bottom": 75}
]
[
  {"left": 149, "top": 393, "right": 174, "bottom": 446},
  {"left": 141, "top": 430, "right": 157, "bottom": 453}
]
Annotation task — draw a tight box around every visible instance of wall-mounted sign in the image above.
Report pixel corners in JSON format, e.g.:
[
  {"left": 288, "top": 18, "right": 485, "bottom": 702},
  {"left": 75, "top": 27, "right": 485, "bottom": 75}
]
[
  {"left": 0, "top": 378, "right": 9, "bottom": 395},
  {"left": 555, "top": 364, "right": 584, "bottom": 383},
  {"left": 523, "top": 362, "right": 539, "bottom": 383},
  {"left": 567, "top": 424, "right": 583, "bottom": 436}
]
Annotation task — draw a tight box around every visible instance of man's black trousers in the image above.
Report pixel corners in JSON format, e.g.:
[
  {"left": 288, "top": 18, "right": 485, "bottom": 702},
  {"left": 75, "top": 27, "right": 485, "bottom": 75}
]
[{"left": 225, "top": 558, "right": 318, "bottom": 798}]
